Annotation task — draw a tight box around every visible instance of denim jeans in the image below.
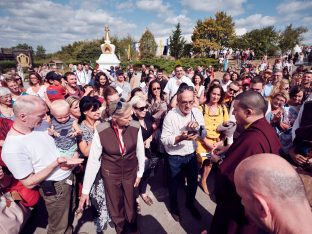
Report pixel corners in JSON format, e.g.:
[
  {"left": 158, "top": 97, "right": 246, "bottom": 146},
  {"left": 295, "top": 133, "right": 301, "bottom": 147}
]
[{"left": 168, "top": 153, "right": 198, "bottom": 213}]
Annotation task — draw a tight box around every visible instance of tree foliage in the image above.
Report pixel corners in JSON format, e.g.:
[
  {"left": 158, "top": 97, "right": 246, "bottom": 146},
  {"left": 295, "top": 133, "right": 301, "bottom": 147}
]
[
  {"left": 279, "top": 24, "right": 308, "bottom": 53},
  {"left": 192, "top": 12, "right": 235, "bottom": 56},
  {"left": 169, "top": 23, "right": 186, "bottom": 59},
  {"left": 232, "top": 26, "right": 279, "bottom": 56},
  {"left": 35, "top": 45, "right": 46, "bottom": 60},
  {"left": 12, "top": 43, "right": 33, "bottom": 51},
  {"left": 139, "top": 29, "right": 157, "bottom": 59}
]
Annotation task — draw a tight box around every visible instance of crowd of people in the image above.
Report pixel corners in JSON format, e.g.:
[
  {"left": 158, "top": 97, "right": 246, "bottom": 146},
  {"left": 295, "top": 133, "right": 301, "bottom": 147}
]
[{"left": 0, "top": 54, "right": 311, "bottom": 234}]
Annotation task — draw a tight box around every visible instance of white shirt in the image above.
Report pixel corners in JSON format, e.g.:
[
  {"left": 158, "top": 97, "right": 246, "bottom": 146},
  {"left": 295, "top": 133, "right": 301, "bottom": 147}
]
[
  {"left": 221, "top": 80, "right": 231, "bottom": 92},
  {"left": 163, "top": 76, "right": 194, "bottom": 101},
  {"left": 161, "top": 107, "right": 205, "bottom": 156},
  {"left": 82, "top": 128, "right": 145, "bottom": 195},
  {"left": 75, "top": 70, "right": 87, "bottom": 85},
  {"left": 2, "top": 121, "right": 71, "bottom": 181},
  {"left": 26, "top": 86, "right": 47, "bottom": 100}
]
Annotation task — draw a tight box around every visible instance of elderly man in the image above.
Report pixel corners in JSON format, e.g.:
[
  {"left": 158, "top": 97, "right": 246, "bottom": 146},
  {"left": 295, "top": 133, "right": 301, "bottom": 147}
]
[
  {"left": 210, "top": 91, "right": 281, "bottom": 234},
  {"left": 161, "top": 84, "right": 205, "bottom": 221},
  {"left": 234, "top": 154, "right": 312, "bottom": 234},
  {"left": 163, "top": 65, "right": 194, "bottom": 101},
  {"left": 2, "top": 95, "right": 81, "bottom": 234}
]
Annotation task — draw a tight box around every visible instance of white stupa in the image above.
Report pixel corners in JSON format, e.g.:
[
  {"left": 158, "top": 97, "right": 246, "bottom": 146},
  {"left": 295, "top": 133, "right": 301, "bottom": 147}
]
[{"left": 96, "top": 26, "right": 120, "bottom": 70}]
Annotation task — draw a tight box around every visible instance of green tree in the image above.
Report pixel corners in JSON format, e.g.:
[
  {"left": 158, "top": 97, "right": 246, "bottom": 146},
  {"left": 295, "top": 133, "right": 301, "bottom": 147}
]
[
  {"left": 182, "top": 43, "right": 193, "bottom": 58},
  {"left": 244, "top": 26, "right": 279, "bottom": 56},
  {"left": 169, "top": 23, "right": 186, "bottom": 59},
  {"left": 139, "top": 29, "right": 157, "bottom": 59},
  {"left": 13, "top": 43, "right": 33, "bottom": 51},
  {"left": 35, "top": 45, "right": 46, "bottom": 60},
  {"left": 76, "top": 40, "right": 102, "bottom": 64},
  {"left": 279, "top": 24, "right": 308, "bottom": 54},
  {"left": 192, "top": 12, "right": 235, "bottom": 56}
]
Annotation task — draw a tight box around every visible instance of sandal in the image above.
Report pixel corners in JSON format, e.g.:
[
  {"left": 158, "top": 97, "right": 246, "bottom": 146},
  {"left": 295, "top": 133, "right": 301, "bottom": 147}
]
[
  {"left": 199, "top": 181, "right": 210, "bottom": 195},
  {"left": 141, "top": 195, "right": 153, "bottom": 206}
]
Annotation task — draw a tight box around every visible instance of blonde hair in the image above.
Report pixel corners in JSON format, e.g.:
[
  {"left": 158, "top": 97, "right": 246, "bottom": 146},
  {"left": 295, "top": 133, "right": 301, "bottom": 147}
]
[
  {"left": 66, "top": 96, "right": 79, "bottom": 107},
  {"left": 50, "top": 100, "right": 70, "bottom": 115}
]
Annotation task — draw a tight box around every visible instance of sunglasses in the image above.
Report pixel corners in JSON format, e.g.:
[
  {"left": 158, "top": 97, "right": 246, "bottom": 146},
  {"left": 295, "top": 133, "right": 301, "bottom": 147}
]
[
  {"left": 229, "top": 88, "right": 239, "bottom": 93},
  {"left": 152, "top": 87, "right": 161, "bottom": 91},
  {"left": 134, "top": 105, "right": 148, "bottom": 112},
  {"left": 111, "top": 101, "right": 123, "bottom": 116}
]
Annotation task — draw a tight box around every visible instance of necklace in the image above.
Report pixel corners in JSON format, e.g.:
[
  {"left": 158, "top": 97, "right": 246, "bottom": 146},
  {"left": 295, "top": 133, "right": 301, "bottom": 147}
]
[{"left": 12, "top": 125, "right": 26, "bottom": 135}]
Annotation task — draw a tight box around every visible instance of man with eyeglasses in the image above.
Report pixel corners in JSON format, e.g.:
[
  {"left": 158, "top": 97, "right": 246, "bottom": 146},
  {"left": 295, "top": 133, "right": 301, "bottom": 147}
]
[
  {"left": 163, "top": 65, "right": 194, "bottom": 102},
  {"left": 161, "top": 84, "right": 206, "bottom": 222}
]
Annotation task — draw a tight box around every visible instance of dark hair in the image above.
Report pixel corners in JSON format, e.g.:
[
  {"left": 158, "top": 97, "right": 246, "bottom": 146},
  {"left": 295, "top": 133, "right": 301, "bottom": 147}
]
[
  {"left": 64, "top": 71, "right": 75, "bottom": 81},
  {"left": 289, "top": 86, "right": 305, "bottom": 99},
  {"left": 93, "top": 72, "right": 109, "bottom": 96},
  {"left": 103, "top": 86, "right": 118, "bottom": 102},
  {"left": 231, "top": 72, "right": 239, "bottom": 81},
  {"left": 157, "top": 69, "right": 164, "bottom": 73},
  {"left": 148, "top": 80, "right": 165, "bottom": 103},
  {"left": 235, "top": 90, "right": 267, "bottom": 116},
  {"left": 175, "top": 65, "right": 183, "bottom": 70},
  {"left": 205, "top": 84, "right": 225, "bottom": 104},
  {"left": 78, "top": 96, "right": 101, "bottom": 124},
  {"left": 130, "top": 87, "right": 143, "bottom": 100},
  {"left": 192, "top": 73, "right": 204, "bottom": 86},
  {"left": 251, "top": 76, "right": 265, "bottom": 85},
  {"left": 28, "top": 72, "right": 43, "bottom": 86}
]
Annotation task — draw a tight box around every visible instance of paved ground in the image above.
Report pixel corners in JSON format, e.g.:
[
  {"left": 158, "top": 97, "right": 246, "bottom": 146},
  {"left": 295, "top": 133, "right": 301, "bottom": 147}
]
[{"left": 21, "top": 160, "right": 217, "bottom": 234}]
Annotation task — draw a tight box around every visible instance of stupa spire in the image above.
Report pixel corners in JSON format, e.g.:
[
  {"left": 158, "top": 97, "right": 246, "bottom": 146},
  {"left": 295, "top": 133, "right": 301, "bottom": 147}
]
[{"left": 104, "top": 26, "right": 110, "bottom": 43}]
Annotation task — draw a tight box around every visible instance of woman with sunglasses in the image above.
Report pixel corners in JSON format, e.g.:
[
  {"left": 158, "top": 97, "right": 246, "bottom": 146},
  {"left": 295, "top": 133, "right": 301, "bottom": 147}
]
[
  {"left": 15, "top": 75, "right": 26, "bottom": 92},
  {"left": 79, "top": 101, "right": 145, "bottom": 234},
  {"left": 131, "top": 96, "right": 158, "bottom": 209},
  {"left": 147, "top": 80, "right": 167, "bottom": 125},
  {"left": 196, "top": 84, "right": 229, "bottom": 194},
  {"left": 26, "top": 72, "right": 47, "bottom": 100}
]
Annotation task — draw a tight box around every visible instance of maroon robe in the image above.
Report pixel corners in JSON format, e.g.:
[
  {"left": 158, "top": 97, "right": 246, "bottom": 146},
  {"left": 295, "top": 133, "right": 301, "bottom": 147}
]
[{"left": 210, "top": 117, "right": 281, "bottom": 234}]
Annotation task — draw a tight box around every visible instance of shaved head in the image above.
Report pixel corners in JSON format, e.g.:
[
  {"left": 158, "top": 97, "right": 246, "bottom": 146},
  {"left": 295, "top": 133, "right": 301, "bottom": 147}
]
[
  {"left": 235, "top": 154, "right": 306, "bottom": 202},
  {"left": 235, "top": 91, "right": 267, "bottom": 116}
]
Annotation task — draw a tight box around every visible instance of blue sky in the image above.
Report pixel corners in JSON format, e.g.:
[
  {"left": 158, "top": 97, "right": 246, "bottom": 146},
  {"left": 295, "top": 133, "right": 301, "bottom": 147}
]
[{"left": 0, "top": 0, "right": 311, "bottom": 53}]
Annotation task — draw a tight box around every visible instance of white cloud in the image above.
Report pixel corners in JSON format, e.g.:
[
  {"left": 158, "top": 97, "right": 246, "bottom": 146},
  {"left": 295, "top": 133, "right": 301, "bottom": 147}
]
[
  {"left": 136, "top": 0, "right": 171, "bottom": 15},
  {"left": 235, "top": 14, "right": 276, "bottom": 30},
  {"left": 116, "top": 1, "right": 135, "bottom": 10},
  {"left": 0, "top": 0, "right": 136, "bottom": 52},
  {"left": 235, "top": 28, "right": 247, "bottom": 36},
  {"left": 165, "top": 14, "right": 193, "bottom": 28},
  {"left": 181, "top": 0, "right": 247, "bottom": 16},
  {"left": 277, "top": 1, "right": 312, "bottom": 14}
]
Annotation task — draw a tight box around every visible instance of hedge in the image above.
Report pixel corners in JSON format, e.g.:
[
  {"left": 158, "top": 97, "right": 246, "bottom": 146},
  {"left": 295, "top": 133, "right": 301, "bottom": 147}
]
[
  {"left": 0, "top": 60, "right": 17, "bottom": 72},
  {"left": 121, "top": 58, "right": 218, "bottom": 74}
]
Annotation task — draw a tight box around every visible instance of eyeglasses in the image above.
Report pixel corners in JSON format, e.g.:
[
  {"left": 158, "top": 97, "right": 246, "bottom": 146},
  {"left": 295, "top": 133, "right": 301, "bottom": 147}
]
[
  {"left": 152, "top": 87, "right": 161, "bottom": 91},
  {"left": 134, "top": 105, "right": 148, "bottom": 112},
  {"left": 228, "top": 87, "right": 239, "bottom": 93},
  {"left": 111, "top": 101, "right": 123, "bottom": 116}
]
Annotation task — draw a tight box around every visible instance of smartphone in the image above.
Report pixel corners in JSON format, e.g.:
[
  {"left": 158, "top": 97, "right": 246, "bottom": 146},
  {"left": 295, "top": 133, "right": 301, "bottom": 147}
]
[{"left": 187, "top": 129, "right": 198, "bottom": 135}]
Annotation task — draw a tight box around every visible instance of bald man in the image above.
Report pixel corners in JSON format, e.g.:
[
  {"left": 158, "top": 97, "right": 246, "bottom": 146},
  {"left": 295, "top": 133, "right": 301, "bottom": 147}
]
[
  {"left": 2, "top": 95, "right": 81, "bottom": 234},
  {"left": 210, "top": 91, "right": 281, "bottom": 234},
  {"left": 234, "top": 154, "right": 312, "bottom": 234}
]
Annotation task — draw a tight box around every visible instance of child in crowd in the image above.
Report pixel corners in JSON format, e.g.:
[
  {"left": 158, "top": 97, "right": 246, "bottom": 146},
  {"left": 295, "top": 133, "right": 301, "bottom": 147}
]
[
  {"left": 46, "top": 72, "right": 67, "bottom": 102},
  {"left": 48, "top": 100, "right": 81, "bottom": 159}
]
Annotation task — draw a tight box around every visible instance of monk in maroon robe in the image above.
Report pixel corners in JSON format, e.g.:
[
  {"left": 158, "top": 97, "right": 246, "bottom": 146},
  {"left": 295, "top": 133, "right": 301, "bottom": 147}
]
[{"left": 210, "top": 91, "right": 281, "bottom": 234}]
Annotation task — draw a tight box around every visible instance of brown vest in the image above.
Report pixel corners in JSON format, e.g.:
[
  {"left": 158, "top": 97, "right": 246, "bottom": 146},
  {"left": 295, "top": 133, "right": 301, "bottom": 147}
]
[{"left": 96, "top": 120, "right": 140, "bottom": 179}]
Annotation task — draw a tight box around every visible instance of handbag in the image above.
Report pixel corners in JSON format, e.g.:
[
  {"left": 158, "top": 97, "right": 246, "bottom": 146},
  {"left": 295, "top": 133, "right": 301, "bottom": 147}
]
[{"left": 0, "top": 187, "right": 31, "bottom": 234}]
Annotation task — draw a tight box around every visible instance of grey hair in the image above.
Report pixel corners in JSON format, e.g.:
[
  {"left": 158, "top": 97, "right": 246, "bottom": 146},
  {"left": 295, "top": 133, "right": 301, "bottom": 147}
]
[
  {"left": 130, "top": 95, "right": 146, "bottom": 108},
  {"left": 108, "top": 101, "right": 132, "bottom": 118},
  {"left": 13, "top": 95, "right": 46, "bottom": 115},
  {"left": 0, "top": 87, "right": 11, "bottom": 97}
]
